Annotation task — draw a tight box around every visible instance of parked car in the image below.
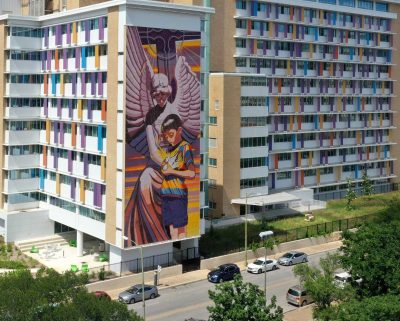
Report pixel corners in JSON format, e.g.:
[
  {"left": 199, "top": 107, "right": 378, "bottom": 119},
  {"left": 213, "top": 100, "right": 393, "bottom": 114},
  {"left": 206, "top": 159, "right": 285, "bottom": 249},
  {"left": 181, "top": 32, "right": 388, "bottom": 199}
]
[
  {"left": 247, "top": 258, "right": 278, "bottom": 274},
  {"left": 207, "top": 263, "right": 241, "bottom": 283},
  {"left": 93, "top": 290, "right": 111, "bottom": 300},
  {"left": 334, "top": 271, "right": 362, "bottom": 288},
  {"left": 286, "top": 285, "right": 314, "bottom": 307},
  {"left": 118, "top": 284, "right": 158, "bottom": 304},
  {"left": 278, "top": 251, "right": 308, "bottom": 266}
]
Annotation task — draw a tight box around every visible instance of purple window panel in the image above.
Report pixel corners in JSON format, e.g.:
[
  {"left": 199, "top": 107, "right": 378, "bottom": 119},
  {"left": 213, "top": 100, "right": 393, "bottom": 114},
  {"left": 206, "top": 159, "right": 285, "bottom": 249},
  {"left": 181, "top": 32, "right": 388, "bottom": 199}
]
[
  {"left": 94, "top": 183, "right": 102, "bottom": 208},
  {"left": 280, "top": 97, "right": 284, "bottom": 112},
  {"left": 268, "top": 136, "right": 272, "bottom": 151},
  {"left": 70, "top": 177, "right": 76, "bottom": 199},
  {"left": 99, "top": 17, "right": 104, "bottom": 41},
  {"left": 300, "top": 97, "right": 304, "bottom": 112},
  {"left": 274, "top": 117, "right": 278, "bottom": 131},
  {"left": 325, "top": 151, "right": 329, "bottom": 164},
  {"left": 290, "top": 78, "right": 294, "bottom": 93},
  {"left": 284, "top": 24, "right": 288, "bottom": 38},
  {"left": 256, "top": 59, "right": 260, "bottom": 74},
  {"left": 260, "top": 22, "right": 264, "bottom": 37},
  {"left": 44, "top": 98, "right": 48, "bottom": 117},
  {"left": 268, "top": 78, "right": 272, "bottom": 93},
  {"left": 275, "top": 4, "right": 278, "bottom": 19},
  {"left": 262, "top": 41, "right": 267, "bottom": 55},
  {"left": 295, "top": 153, "right": 298, "bottom": 167},
  {"left": 362, "top": 131, "right": 365, "bottom": 144},
  {"left": 55, "top": 25, "right": 62, "bottom": 46},
  {"left": 44, "top": 27, "right": 49, "bottom": 47},
  {"left": 60, "top": 122, "right": 64, "bottom": 145},
  {"left": 87, "top": 100, "right": 93, "bottom": 120},
  {"left": 319, "top": 80, "right": 323, "bottom": 93},
  {"left": 361, "top": 65, "right": 365, "bottom": 77},
  {"left": 333, "top": 114, "right": 336, "bottom": 128},
  {"left": 340, "top": 63, "right": 344, "bottom": 76},
  {"left": 68, "top": 150, "right": 72, "bottom": 172},
  {"left": 271, "top": 173, "right": 275, "bottom": 189},
  {"left": 75, "top": 47, "right": 80, "bottom": 69},
  {"left": 63, "top": 49, "right": 67, "bottom": 69},
  {"left": 275, "top": 23, "right": 279, "bottom": 37},
  {"left": 327, "top": 12, "right": 331, "bottom": 25},
  {"left": 72, "top": 73, "right": 77, "bottom": 96},
  {"left": 301, "top": 26, "right": 305, "bottom": 39},
  {"left": 300, "top": 134, "right": 304, "bottom": 148},
  {"left": 46, "top": 50, "right": 51, "bottom": 70},
  {"left": 298, "top": 7, "right": 301, "bottom": 21},
  {"left": 57, "top": 98, "right": 61, "bottom": 117},
  {"left": 52, "top": 122, "right": 58, "bottom": 145},
  {"left": 340, "top": 132, "right": 344, "bottom": 145},
  {"left": 68, "top": 99, "right": 73, "bottom": 118},
  {"left": 317, "top": 97, "right": 321, "bottom": 112},
  {"left": 41, "top": 51, "right": 46, "bottom": 70},
  {"left": 387, "top": 20, "right": 391, "bottom": 32},
  {"left": 307, "top": 80, "right": 310, "bottom": 93},
  {"left": 54, "top": 149, "right": 58, "bottom": 168},
  {"left": 292, "top": 61, "right": 296, "bottom": 74},
  {"left": 85, "top": 20, "right": 90, "bottom": 42},
  {"left": 66, "top": 23, "right": 71, "bottom": 44},
  {"left": 80, "top": 124, "right": 86, "bottom": 148},
  {"left": 90, "top": 72, "right": 96, "bottom": 95},
  {"left": 266, "top": 3, "right": 270, "bottom": 18},
  {"left": 81, "top": 73, "right": 86, "bottom": 96},
  {"left": 274, "top": 41, "right": 279, "bottom": 56},
  {"left": 83, "top": 153, "right": 89, "bottom": 176}
]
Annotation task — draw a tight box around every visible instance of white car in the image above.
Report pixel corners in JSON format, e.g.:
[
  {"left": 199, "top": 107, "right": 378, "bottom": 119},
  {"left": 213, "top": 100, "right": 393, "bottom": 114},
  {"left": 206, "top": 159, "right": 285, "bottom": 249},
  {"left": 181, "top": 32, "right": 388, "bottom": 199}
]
[
  {"left": 247, "top": 258, "right": 278, "bottom": 274},
  {"left": 334, "top": 272, "right": 362, "bottom": 288}
]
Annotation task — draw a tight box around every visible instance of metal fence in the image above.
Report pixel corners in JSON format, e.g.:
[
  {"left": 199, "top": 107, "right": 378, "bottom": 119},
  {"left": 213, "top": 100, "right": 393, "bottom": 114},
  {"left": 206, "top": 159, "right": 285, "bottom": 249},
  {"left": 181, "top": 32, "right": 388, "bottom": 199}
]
[{"left": 86, "top": 247, "right": 199, "bottom": 281}]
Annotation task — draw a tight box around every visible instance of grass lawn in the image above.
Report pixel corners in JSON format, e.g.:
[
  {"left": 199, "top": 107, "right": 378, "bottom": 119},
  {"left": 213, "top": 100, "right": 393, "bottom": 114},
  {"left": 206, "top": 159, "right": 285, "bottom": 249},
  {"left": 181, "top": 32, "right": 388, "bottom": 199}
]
[
  {"left": 199, "top": 191, "right": 400, "bottom": 258},
  {"left": 0, "top": 239, "right": 42, "bottom": 269}
]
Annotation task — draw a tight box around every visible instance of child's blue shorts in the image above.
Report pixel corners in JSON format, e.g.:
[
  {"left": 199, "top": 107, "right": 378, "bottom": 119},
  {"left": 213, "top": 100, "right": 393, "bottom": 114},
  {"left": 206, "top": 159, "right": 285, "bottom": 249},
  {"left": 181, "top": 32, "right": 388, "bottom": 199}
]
[{"left": 162, "top": 197, "right": 188, "bottom": 228}]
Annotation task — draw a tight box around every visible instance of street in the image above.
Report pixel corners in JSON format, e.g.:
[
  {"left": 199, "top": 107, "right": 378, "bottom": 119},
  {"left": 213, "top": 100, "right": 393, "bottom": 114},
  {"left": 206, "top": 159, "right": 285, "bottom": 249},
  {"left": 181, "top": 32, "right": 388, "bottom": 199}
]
[{"left": 128, "top": 250, "right": 333, "bottom": 321}]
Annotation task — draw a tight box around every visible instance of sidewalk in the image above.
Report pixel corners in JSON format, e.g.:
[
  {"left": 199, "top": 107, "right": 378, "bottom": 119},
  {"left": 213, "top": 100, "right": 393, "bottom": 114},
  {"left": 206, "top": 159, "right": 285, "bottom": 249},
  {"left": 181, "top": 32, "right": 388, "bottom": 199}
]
[
  {"left": 284, "top": 305, "right": 314, "bottom": 321},
  {"left": 102, "top": 240, "right": 342, "bottom": 300}
]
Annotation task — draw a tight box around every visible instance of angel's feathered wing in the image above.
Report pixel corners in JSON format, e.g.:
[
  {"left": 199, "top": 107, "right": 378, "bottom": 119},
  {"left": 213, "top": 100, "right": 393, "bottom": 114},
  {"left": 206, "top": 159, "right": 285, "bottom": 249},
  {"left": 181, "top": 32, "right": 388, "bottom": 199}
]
[
  {"left": 172, "top": 56, "right": 201, "bottom": 144},
  {"left": 125, "top": 27, "right": 154, "bottom": 155}
]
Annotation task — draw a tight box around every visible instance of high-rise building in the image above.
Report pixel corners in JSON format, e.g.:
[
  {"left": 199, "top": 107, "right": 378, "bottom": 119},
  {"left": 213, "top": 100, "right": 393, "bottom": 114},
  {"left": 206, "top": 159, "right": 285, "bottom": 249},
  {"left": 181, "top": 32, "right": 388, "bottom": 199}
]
[
  {"left": 205, "top": 0, "right": 398, "bottom": 218},
  {"left": 0, "top": 0, "right": 213, "bottom": 268}
]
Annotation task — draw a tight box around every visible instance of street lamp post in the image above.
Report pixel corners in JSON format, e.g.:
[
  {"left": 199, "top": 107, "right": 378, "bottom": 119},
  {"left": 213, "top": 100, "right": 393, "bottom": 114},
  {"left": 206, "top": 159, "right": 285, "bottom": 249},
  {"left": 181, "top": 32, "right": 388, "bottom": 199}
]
[
  {"left": 123, "top": 236, "right": 145, "bottom": 320},
  {"left": 259, "top": 230, "right": 274, "bottom": 307},
  {"left": 245, "top": 193, "right": 248, "bottom": 266}
]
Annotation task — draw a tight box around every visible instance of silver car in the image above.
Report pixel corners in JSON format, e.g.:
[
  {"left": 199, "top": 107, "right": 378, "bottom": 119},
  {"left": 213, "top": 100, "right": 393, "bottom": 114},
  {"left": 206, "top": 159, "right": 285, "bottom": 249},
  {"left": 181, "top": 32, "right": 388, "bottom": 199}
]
[
  {"left": 287, "top": 285, "right": 314, "bottom": 307},
  {"left": 118, "top": 284, "right": 158, "bottom": 304},
  {"left": 278, "top": 251, "right": 308, "bottom": 266}
]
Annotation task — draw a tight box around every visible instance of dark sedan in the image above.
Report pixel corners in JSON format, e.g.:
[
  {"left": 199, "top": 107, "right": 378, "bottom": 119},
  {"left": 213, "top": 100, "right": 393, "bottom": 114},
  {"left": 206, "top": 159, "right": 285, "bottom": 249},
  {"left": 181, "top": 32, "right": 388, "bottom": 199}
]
[{"left": 207, "top": 263, "right": 241, "bottom": 283}]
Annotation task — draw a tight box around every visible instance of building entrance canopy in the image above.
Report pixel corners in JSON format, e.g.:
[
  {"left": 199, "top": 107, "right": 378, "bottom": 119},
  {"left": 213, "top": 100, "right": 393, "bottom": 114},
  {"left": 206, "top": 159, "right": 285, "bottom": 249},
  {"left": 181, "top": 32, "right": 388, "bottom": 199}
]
[{"left": 231, "top": 192, "right": 301, "bottom": 207}]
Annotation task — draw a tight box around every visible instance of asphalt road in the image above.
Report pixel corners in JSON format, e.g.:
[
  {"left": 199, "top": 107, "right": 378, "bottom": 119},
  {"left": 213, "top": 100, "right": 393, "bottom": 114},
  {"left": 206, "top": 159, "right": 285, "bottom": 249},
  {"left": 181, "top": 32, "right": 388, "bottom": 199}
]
[{"left": 128, "top": 251, "right": 333, "bottom": 321}]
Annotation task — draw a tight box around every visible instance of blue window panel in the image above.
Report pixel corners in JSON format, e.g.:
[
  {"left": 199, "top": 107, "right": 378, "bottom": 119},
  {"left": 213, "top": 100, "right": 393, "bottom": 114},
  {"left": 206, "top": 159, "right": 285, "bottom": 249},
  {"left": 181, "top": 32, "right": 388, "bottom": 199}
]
[
  {"left": 292, "top": 134, "right": 296, "bottom": 149},
  {"left": 355, "top": 165, "right": 359, "bottom": 179},
  {"left": 252, "top": 1, "right": 258, "bottom": 16},
  {"left": 349, "top": 47, "right": 353, "bottom": 60},
  {"left": 304, "top": 61, "right": 308, "bottom": 76},
  {"left": 387, "top": 51, "right": 392, "bottom": 63},
  {"left": 266, "top": 96, "right": 270, "bottom": 112},
  {"left": 314, "top": 115, "right": 318, "bottom": 129},
  {"left": 332, "top": 12, "right": 337, "bottom": 25},
  {"left": 51, "top": 74, "right": 56, "bottom": 95},
  {"left": 81, "top": 47, "right": 87, "bottom": 69},
  {"left": 314, "top": 28, "right": 318, "bottom": 41},
  {"left": 357, "top": 97, "right": 361, "bottom": 112},
  {"left": 97, "top": 125, "right": 103, "bottom": 152},
  {"left": 266, "top": 156, "right": 269, "bottom": 168},
  {"left": 376, "top": 2, "right": 388, "bottom": 12},
  {"left": 373, "top": 82, "right": 376, "bottom": 94},
  {"left": 384, "top": 145, "right": 388, "bottom": 158},
  {"left": 39, "top": 169, "right": 44, "bottom": 190}
]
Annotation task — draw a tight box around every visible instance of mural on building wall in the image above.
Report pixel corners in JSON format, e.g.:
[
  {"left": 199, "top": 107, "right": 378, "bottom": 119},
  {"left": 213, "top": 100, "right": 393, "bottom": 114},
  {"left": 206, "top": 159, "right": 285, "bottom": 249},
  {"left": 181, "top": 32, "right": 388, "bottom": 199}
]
[{"left": 124, "top": 26, "right": 201, "bottom": 246}]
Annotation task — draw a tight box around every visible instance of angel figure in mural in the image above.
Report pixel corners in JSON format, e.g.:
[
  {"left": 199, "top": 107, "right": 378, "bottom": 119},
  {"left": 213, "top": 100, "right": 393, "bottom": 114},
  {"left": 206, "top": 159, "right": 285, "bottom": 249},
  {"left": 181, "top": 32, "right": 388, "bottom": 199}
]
[{"left": 124, "top": 27, "right": 200, "bottom": 246}]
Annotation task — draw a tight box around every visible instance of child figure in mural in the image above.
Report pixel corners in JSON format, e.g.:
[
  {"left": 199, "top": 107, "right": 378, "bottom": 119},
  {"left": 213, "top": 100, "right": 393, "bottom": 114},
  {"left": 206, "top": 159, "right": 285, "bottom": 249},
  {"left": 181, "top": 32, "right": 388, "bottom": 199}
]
[
  {"left": 148, "top": 114, "right": 195, "bottom": 240},
  {"left": 124, "top": 26, "right": 200, "bottom": 246}
]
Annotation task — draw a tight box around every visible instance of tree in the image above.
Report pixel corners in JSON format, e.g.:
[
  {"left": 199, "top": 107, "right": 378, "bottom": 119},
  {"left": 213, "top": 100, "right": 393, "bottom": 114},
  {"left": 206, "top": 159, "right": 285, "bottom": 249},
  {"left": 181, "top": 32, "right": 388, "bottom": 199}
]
[
  {"left": 340, "top": 222, "right": 400, "bottom": 298},
  {"left": 360, "top": 172, "right": 373, "bottom": 197},
  {"left": 0, "top": 268, "right": 142, "bottom": 321},
  {"left": 345, "top": 178, "right": 357, "bottom": 210},
  {"left": 330, "top": 295, "right": 400, "bottom": 321},
  {"left": 293, "top": 253, "right": 349, "bottom": 320},
  {"left": 207, "top": 275, "right": 283, "bottom": 321}
]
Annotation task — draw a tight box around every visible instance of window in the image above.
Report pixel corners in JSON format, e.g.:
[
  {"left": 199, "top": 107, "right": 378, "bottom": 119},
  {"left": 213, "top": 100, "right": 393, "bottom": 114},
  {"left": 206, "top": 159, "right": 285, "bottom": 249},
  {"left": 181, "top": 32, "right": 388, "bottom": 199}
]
[
  {"left": 320, "top": 0, "right": 336, "bottom": 4},
  {"left": 209, "top": 138, "right": 217, "bottom": 148},
  {"left": 209, "top": 116, "right": 217, "bottom": 125},
  {"left": 241, "top": 117, "right": 268, "bottom": 127},
  {"left": 277, "top": 172, "right": 291, "bottom": 180},
  {"left": 358, "top": 0, "right": 373, "bottom": 9},
  {"left": 209, "top": 179, "right": 217, "bottom": 188},
  {"left": 236, "top": 58, "right": 247, "bottom": 67},
  {"left": 278, "top": 153, "right": 291, "bottom": 161},
  {"left": 375, "top": 2, "right": 388, "bottom": 12},
  {"left": 304, "top": 169, "right": 316, "bottom": 177},
  {"left": 241, "top": 77, "right": 267, "bottom": 87},
  {"left": 240, "top": 157, "right": 266, "bottom": 168},
  {"left": 240, "top": 177, "right": 267, "bottom": 189},
  {"left": 209, "top": 158, "right": 217, "bottom": 167},
  {"left": 236, "top": 0, "right": 246, "bottom": 9},
  {"left": 240, "top": 137, "right": 266, "bottom": 147},
  {"left": 339, "top": 0, "right": 355, "bottom": 7},
  {"left": 241, "top": 97, "right": 267, "bottom": 107},
  {"left": 209, "top": 201, "right": 217, "bottom": 209},
  {"left": 214, "top": 100, "right": 220, "bottom": 110},
  {"left": 236, "top": 19, "right": 247, "bottom": 29},
  {"left": 236, "top": 38, "right": 247, "bottom": 48}
]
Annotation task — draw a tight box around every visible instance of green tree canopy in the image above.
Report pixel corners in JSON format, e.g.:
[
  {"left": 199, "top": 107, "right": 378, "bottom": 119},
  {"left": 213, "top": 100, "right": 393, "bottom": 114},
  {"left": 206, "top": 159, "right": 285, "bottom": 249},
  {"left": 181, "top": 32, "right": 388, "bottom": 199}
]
[
  {"left": 0, "top": 268, "right": 142, "bottom": 321},
  {"left": 207, "top": 275, "right": 283, "bottom": 321},
  {"left": 341, "top": 222, "right": 400, "bottom": 298}
]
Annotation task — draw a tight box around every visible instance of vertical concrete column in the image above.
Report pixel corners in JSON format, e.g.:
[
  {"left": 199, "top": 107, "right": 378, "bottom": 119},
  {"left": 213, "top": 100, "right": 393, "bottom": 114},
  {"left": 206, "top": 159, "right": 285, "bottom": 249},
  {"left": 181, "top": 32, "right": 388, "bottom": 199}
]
[{"left": 77, "top": 230, "right": 83, "bottom": 257}]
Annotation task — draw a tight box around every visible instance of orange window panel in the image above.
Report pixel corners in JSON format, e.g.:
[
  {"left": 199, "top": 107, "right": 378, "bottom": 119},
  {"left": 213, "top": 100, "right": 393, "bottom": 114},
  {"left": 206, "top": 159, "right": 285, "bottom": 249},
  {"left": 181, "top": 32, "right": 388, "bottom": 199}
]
[
  {"left": 289, "top": 116, "right": 294, "bottom": 131},
  {"left": 310, "top": 43, "right": 313, "bottom": 59},
  {"left": 55, "top": 49, "right": 59, "bottom": 70},
  {"left": 46, "top": 120, "right": 50, "bottom": 143},
  {"left": 95, "top": 45, "right": 100, "bottom": 69},
  {"left": 278, "top": 78, "right": 282, "bottom": 93},
  {"left": 274, "top": 97, "right": 279, "bottom": 113},
  {"left": 60, "top": 74, "right": 64, "bottom": 96},
  {"left": 274, "top": 155, "right": 279, "bottom": 169},
  {"left": 329, "top": 63, "right": 333, "bottom": 76},
  {"left": 308, "top": 151, "right": 312, "bottom": 167},
  {"left": 71, "top": 123, "right": 76, "bottom": 147},
  {"left": 337, "top": 98, "right": 342, "bottom": 112},
  {"left": 290, "top": 7, "right": 294, "bottom": 20},
  {"left": 297, "top": 115, "right": 302, "bottom": 130},
  {"left": 43, "top": 146, "right": 47, "bottom": 167},
  {"left": 300, "top": 170, "right": 304, "bottom": 187},
  {"left": 56, "top": 173, "right": 60, "bottom": 195},
  {"left": 80, "top": 180, "right": 85, "bottom": 203},
  {"left": 77, "top": 100, "right": 82, "bottom": 120},
  {"left": 316, "top": 168, "right": 321, "bottom": 184},
  {"left": 356, "top": 131, "right": 361, "bottom": 144},
  {"left": 247, "top": 19, "right": 251, "bottom": 35},
  {"left": 336, "top": 167, "right": 341, "bottom": 181},
  {"left": 44, "top": 74, "right": 48, "bottom": 95},
  {"left": 368, "top": 113, "right": 372, "bottom": 127},
  {"left": 295, "top": 97, "right": 299, "bottom": 113},
  {"left": 319, "top": 115, "right": 324, "bottom": 129},
  {"left": 297, "top": 152, "right": 301, "bottom": 167},
  {"left": 72, "top": 22, "right": 77, "bottom": 44},
  {"left": 101, "top": 100, "right": 107, "bottom": 121}
]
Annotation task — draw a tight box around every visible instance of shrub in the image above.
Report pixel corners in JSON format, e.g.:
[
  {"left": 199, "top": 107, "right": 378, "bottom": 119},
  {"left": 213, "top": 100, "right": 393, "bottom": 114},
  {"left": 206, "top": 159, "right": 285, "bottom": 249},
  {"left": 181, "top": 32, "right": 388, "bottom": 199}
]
[
  {"left": 98, "top": 268, "right": 105, "bottom": 281},
  {"left": 0, "top": 260, "right": 27, "bottom": 269}
]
